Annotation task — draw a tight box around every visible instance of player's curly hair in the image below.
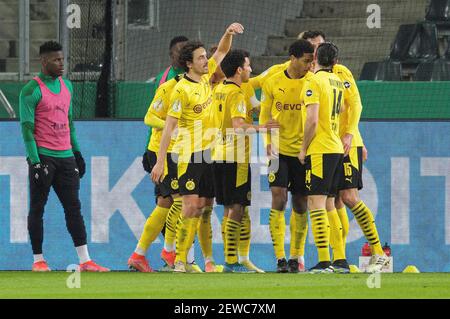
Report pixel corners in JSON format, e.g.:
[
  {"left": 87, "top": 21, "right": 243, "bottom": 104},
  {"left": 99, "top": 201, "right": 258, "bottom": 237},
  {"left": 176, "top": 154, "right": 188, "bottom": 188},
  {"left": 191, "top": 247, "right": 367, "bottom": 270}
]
[
  {"left": 178, "top": 41, "right": 205, "bottom": 72},
  {"left": 39, "top": 41, "right": 63, "bottom": 55},
  {"left": 316, "top": 42, "right": 339, "bottom": 68}
]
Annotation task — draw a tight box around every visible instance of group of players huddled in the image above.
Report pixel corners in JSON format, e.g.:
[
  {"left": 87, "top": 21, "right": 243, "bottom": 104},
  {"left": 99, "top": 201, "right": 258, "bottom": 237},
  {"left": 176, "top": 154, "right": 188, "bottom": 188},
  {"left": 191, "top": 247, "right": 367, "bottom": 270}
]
[
  {"left": 19, "top": 21, "right": 389, "bottom": 273},
  {"left": 127, "top": 22, "right": 391, "bottom": 274}
]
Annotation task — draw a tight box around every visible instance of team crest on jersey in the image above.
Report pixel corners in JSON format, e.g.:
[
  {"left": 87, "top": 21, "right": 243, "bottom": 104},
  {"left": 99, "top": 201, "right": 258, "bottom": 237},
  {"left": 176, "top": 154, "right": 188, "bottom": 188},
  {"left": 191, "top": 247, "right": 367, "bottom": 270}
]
[
  {"left": 268, "top": 172, "right": 276, "bottom": 183},
  {"left": 172, "top": 100, "right": 181, "bottom": 113},
  {"left": 306, "top": 90, "right": 313, "bottom": 97},
  {"left": 193, "top": 105, "right": 203, "bottom": 113},
  {"left": 152, "top": 99, "right": 163, "bottom": 112},
  {"left": 185, "top": 179, "right": 195, "bottom": 191},
  {"left": 344, "top": 81, "right": 351, "bottom": 89},
  {"left": 237, "top": 101, "right": 246, "bottom": 114},
  {"left": 275, "top": 102, "right": 282, "bottom": 111},
  {"left": 171, "top": 179, "right": 179, "bottom": 190}
]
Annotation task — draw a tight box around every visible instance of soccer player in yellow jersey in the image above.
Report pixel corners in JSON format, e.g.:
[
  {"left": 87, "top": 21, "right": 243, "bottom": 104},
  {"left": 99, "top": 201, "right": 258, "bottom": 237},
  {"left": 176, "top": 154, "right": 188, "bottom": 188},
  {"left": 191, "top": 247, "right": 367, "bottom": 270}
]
[
  {"left": 210, "top": 50, "right": 278, "bottom": 273},
  {"left": 299, "top": 42, "right": 347, "bottom": 273},
  {"left": 127, "top": 75, "right": 183, "bottom": 272},
  {"left": 151, "top": 23, "right": 244, "bottom": 273},
  {"left": 208, "top": 54, "right": 265, "bottom": 273},
  {"left": 259, "top": 40, "right": 314, "bottom": 273},
  {"left": 301, "top": 31, "right": 389, "bottom": 273}
]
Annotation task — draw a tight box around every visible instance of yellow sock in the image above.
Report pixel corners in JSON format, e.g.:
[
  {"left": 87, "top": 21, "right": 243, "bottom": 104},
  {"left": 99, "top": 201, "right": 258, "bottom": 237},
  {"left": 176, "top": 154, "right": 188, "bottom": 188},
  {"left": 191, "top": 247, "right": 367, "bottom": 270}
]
[
  {"left": 351, "top": 201, "right": 384, "bottom": 255},
  {"left": 238, "top": 207, "right": 251, "bottom": 260},
  {"left": 328, "top": 209, "right": 346, "bottom": 260},
  {"left": 269, "top": 209, "right": 285, "bottom": 260},
  {"left": 310, "top": 209, "right": 330, "bottom": 262},
  {"left": 289, "top": 210, "right": 308, "bottom": 259},
  {"left": 175, "top": 215, "right": 199, "bottom": 263},
  {"left": 337, "top": 206, "right": 349, "bottom": 246},
  {"left": 136, "top": 205, "right": 169, "bottom": 253},
  {"left": 163, "top": 197, "right": 182, "bottom": 252},
  {"left": 225, "top": 218, "right": 241, "bottom": 264},
  {"left": 197, "top": 206, "right": 213, "bottom": 260},
  {"left": 222, "top": 215, "right": 228, "bottom": 253}
]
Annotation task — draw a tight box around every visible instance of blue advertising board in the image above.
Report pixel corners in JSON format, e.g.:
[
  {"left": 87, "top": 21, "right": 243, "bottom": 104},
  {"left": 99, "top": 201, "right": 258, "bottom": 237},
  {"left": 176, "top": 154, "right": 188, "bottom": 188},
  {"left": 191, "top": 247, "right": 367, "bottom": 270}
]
[{"left": 0, "top": 121, "right": 449, "bottom": 272}]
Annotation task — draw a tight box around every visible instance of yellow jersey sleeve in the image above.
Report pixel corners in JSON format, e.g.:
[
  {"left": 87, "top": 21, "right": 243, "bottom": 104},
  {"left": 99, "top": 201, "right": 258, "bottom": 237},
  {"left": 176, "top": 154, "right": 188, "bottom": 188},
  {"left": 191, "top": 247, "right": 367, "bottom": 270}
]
[
  {"left": 303, "top": 78, "right": 321, "bottom": 106},
  {"left": 147, "top": 80, "right": 173, "bottom": 119},
  {"left": 167, "top": 86, "right": 189, "bottom": 119},
  {"left": 334, "top": 64, "right": 364, "bottom": 146},
  {"left": 230, "top": 91, "right": 247, "bottom": 119},
  {"left": 207, "top": 57, "right": 218, "bottom": 81},
  {"left": 249, "top": 61, "right": 290, "bottom": 89}
]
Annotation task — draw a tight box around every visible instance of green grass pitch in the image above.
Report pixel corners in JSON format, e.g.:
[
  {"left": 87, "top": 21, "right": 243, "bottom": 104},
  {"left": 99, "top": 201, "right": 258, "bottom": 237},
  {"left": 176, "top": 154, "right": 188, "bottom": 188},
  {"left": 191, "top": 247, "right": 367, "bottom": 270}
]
[{"left": 0, "top": 272, "right": 449, "bottom": 299}]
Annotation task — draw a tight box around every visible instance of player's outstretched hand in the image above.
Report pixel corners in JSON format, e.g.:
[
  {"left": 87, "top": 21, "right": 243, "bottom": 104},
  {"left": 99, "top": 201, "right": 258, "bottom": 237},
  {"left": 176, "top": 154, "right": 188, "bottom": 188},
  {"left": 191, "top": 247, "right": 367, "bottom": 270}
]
[
  {"left": 151, "top": 161, "right": 164, "bottom": 184},
  {"left": 226, "top": 22, "right": 244, "bottom": 35},
  {"left": 31, "top": 163, "right": 50, "bottom": 188},
  {"left": 74, "top": 151, "right": 86, "bottom": 178}
]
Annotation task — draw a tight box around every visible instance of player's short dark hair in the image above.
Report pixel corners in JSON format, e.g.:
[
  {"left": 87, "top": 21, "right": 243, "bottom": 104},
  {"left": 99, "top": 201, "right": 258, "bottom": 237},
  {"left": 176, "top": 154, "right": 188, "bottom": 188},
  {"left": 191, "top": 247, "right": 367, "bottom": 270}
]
[
  {"left": 39, "top": 41, "right": 63, "bottom": 55},
  {"left": 178, "top": 40, "right": 205, "bottom": 72},
  {"left": 288, "top": 40, "right": 314, "bottom": 58},
  {"left": 169, "top": 36, "right": 189, "bottom": 50},
  {"left": 301, "top": 30, "right": 327, "bottom": 41},
  {"left": 317, "top": 42, "right": 339, "bottom": 67},
  {"left": 220, "top": 49, "right": 250, "bottom": 78}
]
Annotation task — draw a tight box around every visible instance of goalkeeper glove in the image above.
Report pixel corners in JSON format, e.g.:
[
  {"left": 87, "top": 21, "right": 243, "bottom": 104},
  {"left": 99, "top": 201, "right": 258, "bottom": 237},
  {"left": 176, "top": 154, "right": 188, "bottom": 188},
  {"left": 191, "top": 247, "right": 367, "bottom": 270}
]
[{"left": 74, "top": 151, "right": 86, "bottom": 178}]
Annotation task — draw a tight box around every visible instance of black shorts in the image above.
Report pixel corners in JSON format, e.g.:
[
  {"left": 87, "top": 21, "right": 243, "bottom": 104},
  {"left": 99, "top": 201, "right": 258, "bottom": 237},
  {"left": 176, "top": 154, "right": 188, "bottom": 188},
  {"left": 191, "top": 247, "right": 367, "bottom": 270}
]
[
  {"left": 305, "top": 153, "right": 343, "bottom": 197},
  {"left": 268, "top": 154, "right": 307, "bottom": 195},
  {"left": 213, "top": 162, "right": 251, "bottom": 207},
  {"left": 178, "top": 150, "right": 215, "bottom": 198},
  {"left": 338, "top": 146, "right": 363, "bottom": 191},
  {"left": 146, "top": 150, "right": 179, "bottom": 198}
]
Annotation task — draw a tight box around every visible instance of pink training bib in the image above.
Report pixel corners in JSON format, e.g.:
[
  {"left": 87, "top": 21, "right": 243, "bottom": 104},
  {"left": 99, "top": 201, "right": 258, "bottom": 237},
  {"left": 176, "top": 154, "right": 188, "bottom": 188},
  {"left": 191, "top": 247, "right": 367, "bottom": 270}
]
[{"left": 33, "top": 76, "right": 72, "bottom": 151}]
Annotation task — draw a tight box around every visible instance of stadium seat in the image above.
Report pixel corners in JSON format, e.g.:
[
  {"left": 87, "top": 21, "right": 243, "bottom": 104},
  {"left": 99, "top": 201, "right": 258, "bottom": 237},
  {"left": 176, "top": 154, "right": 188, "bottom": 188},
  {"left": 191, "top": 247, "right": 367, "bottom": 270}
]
[
  {"left": 359, "top": 60, "right": 402, "bottom": 81},
  {"left": 414, "top": 59, "right": 450, "bottom": 80},
  {"left": 409, "top": 23, "right": 439, "bottom": 60},
  {"left": 359, "top": 62, "right": 380, "bottom": 80},
  {"left": 377, "top": 60, "right": 402, "bottom": 81},
  {"left": 390, "top": 23, "right": 439, "bottom": 62},
  {"left": 413, "top": 61, "right": 435, "bottom": 80},
  {"left": 426, "top": 0, "right": 450, "bottom": 21},
  {"left": 389, "top": 24, "right": 419, "bottom": 61}
]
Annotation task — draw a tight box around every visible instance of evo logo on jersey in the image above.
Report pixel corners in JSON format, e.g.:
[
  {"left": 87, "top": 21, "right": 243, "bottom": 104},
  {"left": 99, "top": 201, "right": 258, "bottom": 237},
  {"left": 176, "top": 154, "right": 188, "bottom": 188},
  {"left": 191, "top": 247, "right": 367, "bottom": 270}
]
[
  {"left": 276, "top": 102, "right": 302, "bottom": 111},
  {"left": 193, "top": 97, "right": 213, "bottom": 114}
]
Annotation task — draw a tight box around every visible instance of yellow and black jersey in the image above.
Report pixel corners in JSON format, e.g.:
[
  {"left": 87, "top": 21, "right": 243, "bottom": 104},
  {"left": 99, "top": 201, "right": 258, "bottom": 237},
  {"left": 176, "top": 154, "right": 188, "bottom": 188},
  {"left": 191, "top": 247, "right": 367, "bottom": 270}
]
[
  {"left": 301, "top": 69, "right": 345, "bottom": 155},
  {"left": 260, "top": 70, "right": 313, "bottom": 157},
  {"left": 332, "top": 64, "right": 364, "bottom": 147},
  {"left": 167, "top": 58, "right": 218, "bottom": 159},
  {"left": 145, "top": 75, "right": 182, "bottom": 153},
  {"left": 241, "top": 82, "right": 258, "bottom": 124},
  {"left": 249, "top": 61, "right": 290, "bottom": 90},
  {"left": 210, "top": 81, "right": 248, "bottom": 163}
]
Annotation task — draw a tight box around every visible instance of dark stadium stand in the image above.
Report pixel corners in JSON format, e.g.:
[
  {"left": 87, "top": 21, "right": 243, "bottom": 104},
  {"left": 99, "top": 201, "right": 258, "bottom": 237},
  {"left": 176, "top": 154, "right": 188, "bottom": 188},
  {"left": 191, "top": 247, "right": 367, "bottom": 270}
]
[{"left": 360, "top": 0, "right": 450, "bottom": 80}]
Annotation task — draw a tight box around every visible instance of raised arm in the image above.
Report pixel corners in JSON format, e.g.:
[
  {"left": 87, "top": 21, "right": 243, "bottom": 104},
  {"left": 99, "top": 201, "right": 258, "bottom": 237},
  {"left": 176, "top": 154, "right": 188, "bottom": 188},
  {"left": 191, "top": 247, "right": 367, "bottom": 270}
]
[{"left": 212, "top": 22, "right": 244, "bottom": 65}]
